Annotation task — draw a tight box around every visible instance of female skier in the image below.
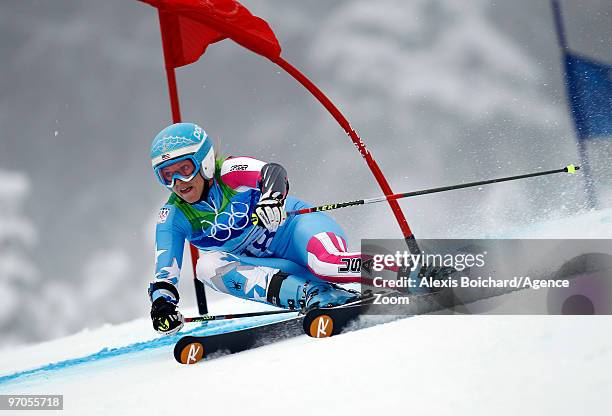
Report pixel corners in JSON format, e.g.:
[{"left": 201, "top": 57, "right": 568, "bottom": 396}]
[{"left": 148, "top": 122, "right": 364, "bottom": 335}]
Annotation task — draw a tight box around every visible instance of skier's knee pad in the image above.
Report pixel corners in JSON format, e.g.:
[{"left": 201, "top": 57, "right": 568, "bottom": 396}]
[{"left": 306, "top": 232, "right": 361, "bottom": 283}]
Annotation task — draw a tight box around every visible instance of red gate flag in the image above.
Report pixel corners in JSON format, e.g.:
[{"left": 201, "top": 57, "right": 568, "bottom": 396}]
[
  {"left": 140, "top": 0, "right": 281, "bottom": 68},
  {"left": 138, "top": 0, "right": 417, "bottom": 252}
]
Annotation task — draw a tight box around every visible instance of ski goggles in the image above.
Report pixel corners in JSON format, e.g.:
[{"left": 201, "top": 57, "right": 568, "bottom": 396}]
[{"left": 154, "top": 155, "right": 201, "bottom": 188}]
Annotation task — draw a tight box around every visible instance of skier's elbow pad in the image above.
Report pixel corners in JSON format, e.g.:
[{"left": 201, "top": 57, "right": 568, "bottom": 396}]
[
  {"left": 259, "top": 163, "right": 289, "bottom": 198},
  {"left": 148, "top": 280, "right": 180, "bottom": 304}
]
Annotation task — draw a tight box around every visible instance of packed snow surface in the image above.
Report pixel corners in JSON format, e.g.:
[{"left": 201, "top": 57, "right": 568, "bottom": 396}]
[{"left": 1, "top": 208, "right": 611, "bottom": 415}]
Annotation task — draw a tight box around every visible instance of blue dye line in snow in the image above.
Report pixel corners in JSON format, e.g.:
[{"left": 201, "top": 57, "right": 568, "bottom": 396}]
[{"left": 0, "top": 313, "right": 297, "bottom": 387}]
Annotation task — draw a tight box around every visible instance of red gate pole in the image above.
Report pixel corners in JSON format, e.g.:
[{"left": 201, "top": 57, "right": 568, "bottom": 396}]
[
  {"left": 273, "top": 57, "right": 420, "bottom": 253},
  {"left": 158, "top": 10, "right": 208, "bottom": 314}
]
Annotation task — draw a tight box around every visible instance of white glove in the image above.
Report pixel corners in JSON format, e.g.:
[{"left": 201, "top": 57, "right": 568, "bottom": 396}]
[{"left": 254, "top": 190, "right": 287, "bottom": 232}]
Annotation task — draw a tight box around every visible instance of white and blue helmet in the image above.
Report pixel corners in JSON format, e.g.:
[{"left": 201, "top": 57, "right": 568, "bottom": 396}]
[{"left": 150, "top": 123, "right": 215, "bottom": 188}]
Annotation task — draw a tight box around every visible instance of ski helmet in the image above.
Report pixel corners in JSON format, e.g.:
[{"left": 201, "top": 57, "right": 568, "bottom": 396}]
[{"left": 150, "top": 122, "right": 215, "bottom": 188}]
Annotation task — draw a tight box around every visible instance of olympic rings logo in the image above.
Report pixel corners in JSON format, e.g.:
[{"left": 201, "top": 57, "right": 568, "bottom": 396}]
[{"left": 200, "top": 201, "right": 250, "bottom": 242}]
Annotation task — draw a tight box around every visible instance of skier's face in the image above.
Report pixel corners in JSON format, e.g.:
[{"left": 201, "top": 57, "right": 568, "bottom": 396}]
[{"left": 173, "top": 174, "right": 205, "bottom": 203}]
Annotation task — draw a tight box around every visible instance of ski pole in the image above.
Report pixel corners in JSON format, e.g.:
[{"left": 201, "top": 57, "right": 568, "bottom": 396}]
[
  {"left": 282, "top": 164, "right": 580, "bottom": 217},
  {"left": 185, "top": 308, "right": 298, "bottom": 323}
]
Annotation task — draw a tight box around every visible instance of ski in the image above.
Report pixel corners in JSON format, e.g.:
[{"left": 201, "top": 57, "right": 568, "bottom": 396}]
[
  {"left": 173, "top": 284, "right": 485, "bottom": 365},
  {"left": 301, "top": 288, "right": 456, "bottom": 338},
  {"left": 302, "top": 296, "right": 377, "bottom": 338},
  {"left": 174, "top": 294, "right": 386, "bottom": 364},
  {"left": 174, "top": 314, "right": 304, "bottom": 364}
]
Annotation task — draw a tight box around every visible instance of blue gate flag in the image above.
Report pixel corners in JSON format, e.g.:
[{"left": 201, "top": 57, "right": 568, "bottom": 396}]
[{"left": 565, "top": 52, "right": 612, "bottom": 140}]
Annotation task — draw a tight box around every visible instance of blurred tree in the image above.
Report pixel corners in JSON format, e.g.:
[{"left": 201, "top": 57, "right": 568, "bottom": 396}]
[{"left": 0, "top": 170, "right": 38, "bottom": 346}]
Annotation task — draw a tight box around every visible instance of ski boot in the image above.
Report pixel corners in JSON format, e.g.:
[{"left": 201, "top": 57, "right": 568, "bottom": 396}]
[{"left": 267, "top": 272, "right": 362, "bottom": 312}]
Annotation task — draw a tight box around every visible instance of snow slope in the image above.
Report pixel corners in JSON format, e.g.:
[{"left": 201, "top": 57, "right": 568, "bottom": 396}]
[{"left": 0, "top": 209, "right": 611, "bottom": 416}]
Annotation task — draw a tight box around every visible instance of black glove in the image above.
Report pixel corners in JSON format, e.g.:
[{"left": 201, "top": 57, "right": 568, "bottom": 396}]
[{"left": 150, "top": 297, "right": 184, "bottom": 335}]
